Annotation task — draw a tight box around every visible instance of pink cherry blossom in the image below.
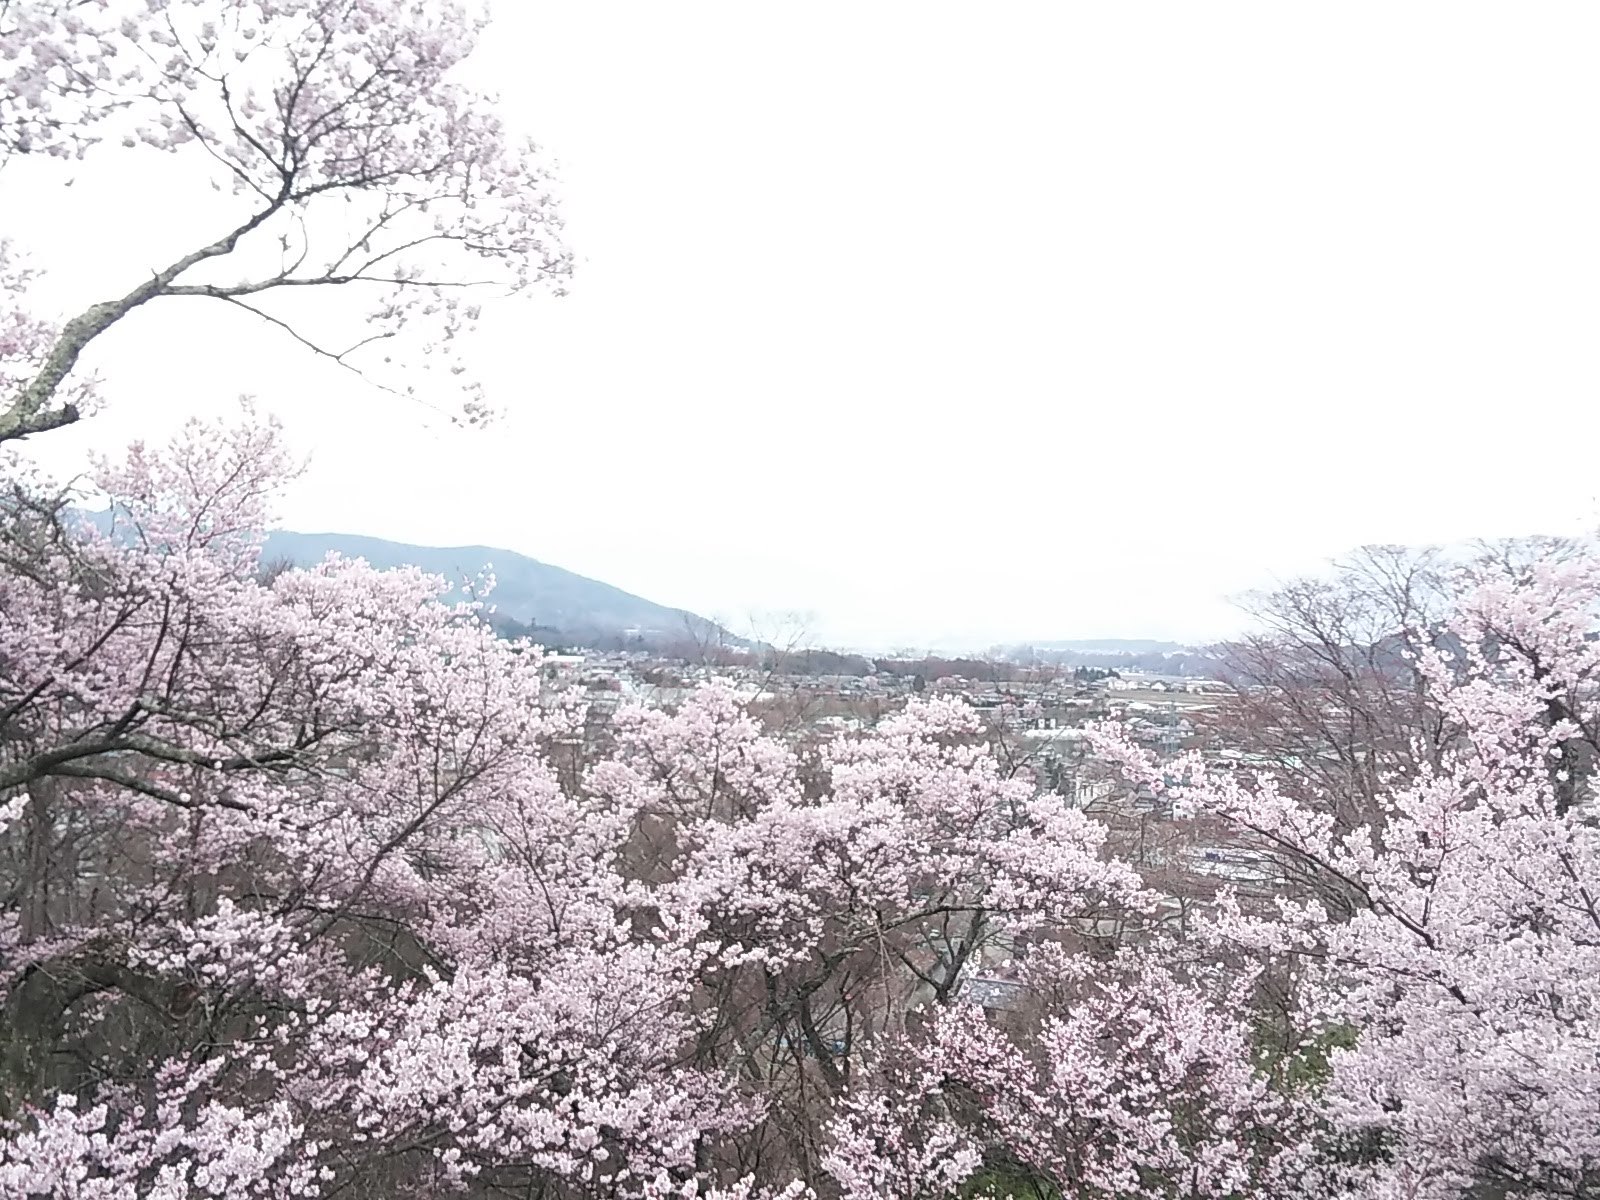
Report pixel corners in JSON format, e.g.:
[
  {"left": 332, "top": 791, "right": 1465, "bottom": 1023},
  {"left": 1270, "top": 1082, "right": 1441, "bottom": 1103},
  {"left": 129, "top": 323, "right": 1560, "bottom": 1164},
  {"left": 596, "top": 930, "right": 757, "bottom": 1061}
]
[{"left": 2, "top": 0, "right": 571, "bottom": 441}]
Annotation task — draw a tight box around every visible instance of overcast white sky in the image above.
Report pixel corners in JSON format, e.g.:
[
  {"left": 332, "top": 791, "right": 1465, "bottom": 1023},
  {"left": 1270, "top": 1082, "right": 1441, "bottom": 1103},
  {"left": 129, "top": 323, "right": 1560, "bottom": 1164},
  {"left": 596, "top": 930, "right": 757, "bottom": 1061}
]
[{"left": 10, "top": 2, "right": 1600, "bottom": 651}]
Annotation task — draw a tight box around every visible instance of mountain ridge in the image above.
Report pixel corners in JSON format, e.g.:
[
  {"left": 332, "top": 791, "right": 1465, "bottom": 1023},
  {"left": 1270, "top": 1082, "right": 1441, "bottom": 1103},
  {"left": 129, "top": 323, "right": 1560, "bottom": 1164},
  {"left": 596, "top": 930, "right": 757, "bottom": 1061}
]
[{"left": 261, "top": 529, "right": 746, "bottom": 651}]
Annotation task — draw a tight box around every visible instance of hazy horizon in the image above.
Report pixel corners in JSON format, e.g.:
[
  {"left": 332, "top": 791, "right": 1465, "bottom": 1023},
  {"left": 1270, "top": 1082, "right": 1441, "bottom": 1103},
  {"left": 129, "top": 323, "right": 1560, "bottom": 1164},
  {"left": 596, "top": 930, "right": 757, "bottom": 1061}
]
[{"left": 246, "top": 520, "right": 1567, "bottom": 657}]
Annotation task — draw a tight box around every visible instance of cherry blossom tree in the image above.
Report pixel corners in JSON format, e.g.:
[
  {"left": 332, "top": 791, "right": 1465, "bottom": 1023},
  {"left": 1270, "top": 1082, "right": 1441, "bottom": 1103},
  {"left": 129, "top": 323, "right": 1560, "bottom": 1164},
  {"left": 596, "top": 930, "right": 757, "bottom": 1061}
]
[
  {"left": 573, "top": 677, "right": 1155, "bottom": 1185},
  {"left": 0, "top": 410, "right": 743, "bottom": 1197},
  {"left": 824, "top": 944, "right": 1310, "bottom": 1200},
  {"left": 1, "top": 0, "right": 570, "bottom": 441},
  {"left": 1099, "top": 544, "right": 1600, "bottom": 1199}
]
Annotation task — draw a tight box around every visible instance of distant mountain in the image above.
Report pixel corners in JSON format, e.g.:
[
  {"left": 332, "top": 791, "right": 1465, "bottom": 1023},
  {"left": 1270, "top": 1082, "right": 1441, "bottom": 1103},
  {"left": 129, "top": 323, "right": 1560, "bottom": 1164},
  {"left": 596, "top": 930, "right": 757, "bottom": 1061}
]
[
  {"left": 991, "top": 638, "right": 1218, "bottom": 678},
  {"left": 1018, "top": 638, "right": 1192, "bottom": 655},
  {"left": 261, "top": 531, "right": 744, "bottom": 651}
]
